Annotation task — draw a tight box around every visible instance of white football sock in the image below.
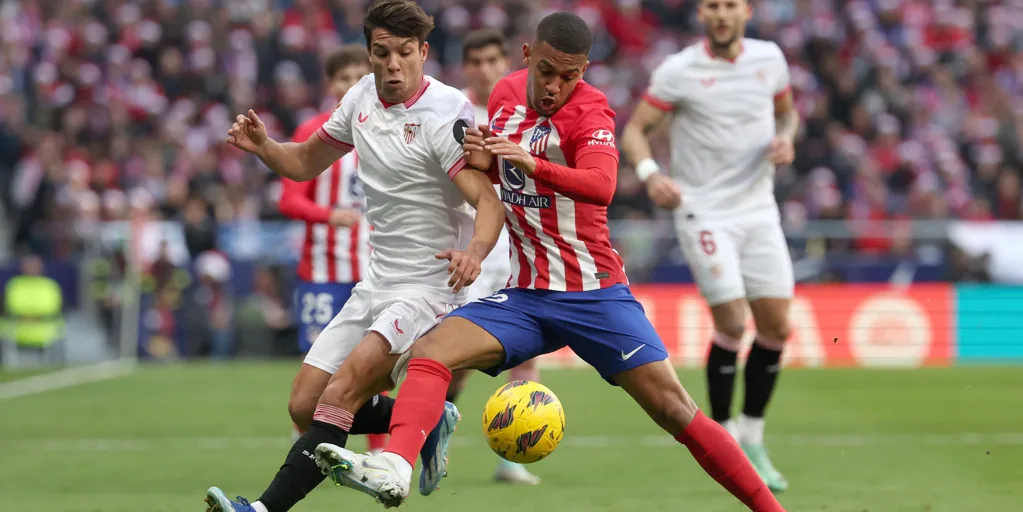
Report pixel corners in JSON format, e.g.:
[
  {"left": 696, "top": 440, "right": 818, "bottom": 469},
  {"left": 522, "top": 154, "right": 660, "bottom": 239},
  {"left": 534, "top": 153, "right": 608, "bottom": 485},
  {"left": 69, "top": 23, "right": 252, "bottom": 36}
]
[
  {"left": 381, "top": 451, "right": 414, "bottom": 484},
  {"left": 722, "top": 418, "right": 739, "bottom": 441},
  {"left": 738, "top": 414, "right": 765, "bottom": 445},
  {"left": 252, "top": 501, "right": 269, "bottom": 512}
]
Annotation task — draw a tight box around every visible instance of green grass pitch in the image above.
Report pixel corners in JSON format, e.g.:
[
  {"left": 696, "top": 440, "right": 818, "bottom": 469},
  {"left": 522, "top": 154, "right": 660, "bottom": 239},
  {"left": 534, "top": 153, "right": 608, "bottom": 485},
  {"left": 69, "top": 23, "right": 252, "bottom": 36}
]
[{"left": 1, "top": 363, "right": 1021, "bottom": 511}]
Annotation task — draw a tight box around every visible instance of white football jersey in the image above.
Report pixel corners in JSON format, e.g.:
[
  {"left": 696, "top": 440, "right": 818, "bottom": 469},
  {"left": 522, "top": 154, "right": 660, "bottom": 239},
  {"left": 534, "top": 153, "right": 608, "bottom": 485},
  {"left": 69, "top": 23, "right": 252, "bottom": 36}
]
[
  {"left": 317, "top": 75, "right": 476, "bottom": 302},
  {"left": 463, "top": 88, "right": 512, "bottom": 284},
  {"left": 645, "top": 38, "right": 791, "bottom": 220}
]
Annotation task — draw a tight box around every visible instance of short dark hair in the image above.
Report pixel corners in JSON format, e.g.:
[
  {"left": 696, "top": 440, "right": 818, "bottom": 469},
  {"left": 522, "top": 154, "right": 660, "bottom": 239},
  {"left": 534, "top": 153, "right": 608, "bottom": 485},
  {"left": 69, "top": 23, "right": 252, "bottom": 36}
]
[
  {"left": 534, "top": 12, "right": 592, "bottom": 57},
  {"left": 324, "top": 45, "right": 369, "bottom": 78},
  {"left": 363, "top": 0, "right": 435, "bottom": 47},
  {"left": 462, "top": 28, "right": 507, "bottom": 62}
]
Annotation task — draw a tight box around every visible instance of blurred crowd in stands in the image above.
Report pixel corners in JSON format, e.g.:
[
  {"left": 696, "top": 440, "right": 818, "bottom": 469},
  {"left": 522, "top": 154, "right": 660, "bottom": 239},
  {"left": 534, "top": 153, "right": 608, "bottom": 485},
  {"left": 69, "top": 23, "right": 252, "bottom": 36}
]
[
  {"left": 1, "top": 0, "right": 1020, "bottom": 359},
  {"left": 2, "top": 0, "right": 1023, "bottom": 261}
]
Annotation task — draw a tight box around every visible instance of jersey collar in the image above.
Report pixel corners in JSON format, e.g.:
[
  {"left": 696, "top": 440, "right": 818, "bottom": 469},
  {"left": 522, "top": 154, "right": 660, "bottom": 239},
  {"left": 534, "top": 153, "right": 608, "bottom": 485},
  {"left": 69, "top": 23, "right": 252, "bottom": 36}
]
[
  {"left": 702, "top": 38, "right": 743, "bottom": 64},
  {"left": 379, "top": 77, "right": 430, "bottom": 109}
]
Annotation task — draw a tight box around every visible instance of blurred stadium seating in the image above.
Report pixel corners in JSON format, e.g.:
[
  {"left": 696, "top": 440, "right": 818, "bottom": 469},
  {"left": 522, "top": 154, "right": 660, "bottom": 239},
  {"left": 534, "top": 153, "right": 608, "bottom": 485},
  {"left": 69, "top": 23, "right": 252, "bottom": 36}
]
[{"left": 0, "top": 0, "right": 1022, "bottom": 362}]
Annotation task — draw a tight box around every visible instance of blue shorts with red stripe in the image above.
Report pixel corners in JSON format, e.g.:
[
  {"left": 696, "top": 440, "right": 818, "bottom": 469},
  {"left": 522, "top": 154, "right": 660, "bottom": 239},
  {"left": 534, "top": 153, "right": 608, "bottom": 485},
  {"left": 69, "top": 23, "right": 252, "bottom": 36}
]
[{"left": 448, "top": 284, "right": 668, "bottom": 384}]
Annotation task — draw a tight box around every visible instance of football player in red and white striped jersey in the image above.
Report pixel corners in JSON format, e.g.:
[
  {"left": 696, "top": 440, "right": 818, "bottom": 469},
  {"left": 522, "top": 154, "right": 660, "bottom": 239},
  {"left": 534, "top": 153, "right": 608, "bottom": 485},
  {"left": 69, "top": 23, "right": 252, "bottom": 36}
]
[
  {"left": 314, "top": 13, "right": 786, "bottom": 511},
  {"left": 450, "top": 28, "right": 542, "bottom": 486}
]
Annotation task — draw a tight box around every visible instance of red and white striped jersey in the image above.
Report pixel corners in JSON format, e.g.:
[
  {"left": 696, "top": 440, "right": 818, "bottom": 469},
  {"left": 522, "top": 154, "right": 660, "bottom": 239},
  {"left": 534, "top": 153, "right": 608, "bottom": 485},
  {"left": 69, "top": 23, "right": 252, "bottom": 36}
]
[
  {"left": 281, "top": 111, "right": 370, "bottom": 283},
  {"left": 488, "top": 69, "right": 627, "bottom": 292}
]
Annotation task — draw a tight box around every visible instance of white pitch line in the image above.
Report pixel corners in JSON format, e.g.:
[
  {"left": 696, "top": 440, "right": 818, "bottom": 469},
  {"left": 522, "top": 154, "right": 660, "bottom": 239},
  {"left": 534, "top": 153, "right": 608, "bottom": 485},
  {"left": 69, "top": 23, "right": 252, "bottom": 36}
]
[
  {"left": 0, "top": 359, "right": 137, "bottom": 402},
  {"left": 4, "top": 432, "right": 1023, "bottom": 453}
]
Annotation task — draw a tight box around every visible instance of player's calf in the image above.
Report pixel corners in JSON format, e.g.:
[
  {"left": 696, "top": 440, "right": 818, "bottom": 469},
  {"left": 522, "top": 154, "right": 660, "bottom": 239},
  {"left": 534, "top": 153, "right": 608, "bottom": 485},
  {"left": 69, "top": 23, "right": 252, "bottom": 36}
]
[
  {"left": 445, "top": 369, "right": 473, "bottom": 403},
  {"left": 616, "top": 360, "right": 785, "bottom": 511},
  {"left": 706, "top": 299, "right": 748, "bottom": 429}
]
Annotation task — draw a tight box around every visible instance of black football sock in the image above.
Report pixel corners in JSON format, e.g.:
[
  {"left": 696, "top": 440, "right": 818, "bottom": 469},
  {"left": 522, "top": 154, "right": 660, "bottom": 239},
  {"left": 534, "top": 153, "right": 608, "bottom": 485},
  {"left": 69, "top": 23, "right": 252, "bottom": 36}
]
[
  {"left": 350, "top": 393, "right": 395, "bottom": 435},
  {"left": 742, "top": 342, "right": 783, "bottom": 418},
  {"left": 257, "top": 419, "right": 349, "bottom": 511},
  {"left": 706, "top": 341, "right": 739, "bottom": 423}
]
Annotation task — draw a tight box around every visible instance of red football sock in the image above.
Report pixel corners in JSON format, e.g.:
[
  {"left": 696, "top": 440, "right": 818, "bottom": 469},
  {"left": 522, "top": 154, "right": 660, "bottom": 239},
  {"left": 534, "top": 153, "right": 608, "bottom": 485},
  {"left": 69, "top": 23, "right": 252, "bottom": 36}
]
[
  {"left": 676, "top": 411, "right": 785, "bottom": 511},
  {"left": 385, "top": 358, "right": 451, "bottom": 467}
]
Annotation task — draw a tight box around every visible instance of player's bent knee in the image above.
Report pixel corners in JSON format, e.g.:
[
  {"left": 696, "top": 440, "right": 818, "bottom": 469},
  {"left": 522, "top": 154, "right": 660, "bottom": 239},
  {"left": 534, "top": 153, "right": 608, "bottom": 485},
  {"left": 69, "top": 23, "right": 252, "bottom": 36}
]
[
  {"left": 287, "top": 393, "right": 317, "bottom": 429},
  {"left": 661, "top": 388, "right": 700, "bottom": 432},
  {"left": 321, "top": 369, "right": 378, "bottom": 413}
]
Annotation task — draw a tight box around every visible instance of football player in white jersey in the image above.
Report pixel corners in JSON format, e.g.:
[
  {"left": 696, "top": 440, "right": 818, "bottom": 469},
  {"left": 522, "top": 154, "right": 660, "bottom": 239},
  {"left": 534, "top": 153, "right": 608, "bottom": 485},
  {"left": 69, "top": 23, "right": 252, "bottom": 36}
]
[
  {"left": 444, "top": 28, "right": 542, "bottom": 486},
  {"left": 207, "top": 2, "right": 505, "bottom": 512},
  {"left": 621, "top": 0, "right": 799, "bottom": 493}
]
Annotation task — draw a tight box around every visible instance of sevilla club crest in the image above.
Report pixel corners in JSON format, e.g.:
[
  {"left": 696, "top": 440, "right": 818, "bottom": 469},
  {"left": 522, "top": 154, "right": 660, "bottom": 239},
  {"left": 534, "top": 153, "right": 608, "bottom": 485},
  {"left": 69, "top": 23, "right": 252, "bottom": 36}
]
[{"left": 403, "top": 123, "right": 420, "bottom": 144}]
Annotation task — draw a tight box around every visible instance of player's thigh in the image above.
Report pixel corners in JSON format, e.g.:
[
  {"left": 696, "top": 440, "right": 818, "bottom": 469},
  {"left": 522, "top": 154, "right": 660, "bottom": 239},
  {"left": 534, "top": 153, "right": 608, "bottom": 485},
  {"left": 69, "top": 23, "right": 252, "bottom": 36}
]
[
  {"left": 614, "top": 359, "right": 699, "bottom": 436},
  {"left": 433, "top": 289, "right": 562, "bottom": 376},
  {"left": 739, "top": 218, "right": 795, "bottom": 304},
  {"left": 675, "top": 216, "right": 745, "bottom": 306},
  {"left": 294, "top": 281, "right": 357, "bottom": 353},
  {"left": 303, "top": 282, "right": 373, "bottom": 375},
  {"left": 323, "top": 331, "right": 400, "bottom": 409},
  {"left": 550, "top": 285, "right": 670, "bottom": 384}
]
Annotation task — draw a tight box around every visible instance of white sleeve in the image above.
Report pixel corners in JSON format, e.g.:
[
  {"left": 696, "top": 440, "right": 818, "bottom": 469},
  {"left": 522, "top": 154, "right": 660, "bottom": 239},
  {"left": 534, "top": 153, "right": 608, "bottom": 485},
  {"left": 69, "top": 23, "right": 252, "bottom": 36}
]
[
  {"left": 645, "top": 57, "right": 685, "bottom": 112},
  {"left": 431, "top": 97, "right": 475, "bottom": 180},
  {"left": 316, "top": 81, "right": 362, "bottom": 151},
  {"left": 772, "top": 44, "right": 791, "bottom": 97}
]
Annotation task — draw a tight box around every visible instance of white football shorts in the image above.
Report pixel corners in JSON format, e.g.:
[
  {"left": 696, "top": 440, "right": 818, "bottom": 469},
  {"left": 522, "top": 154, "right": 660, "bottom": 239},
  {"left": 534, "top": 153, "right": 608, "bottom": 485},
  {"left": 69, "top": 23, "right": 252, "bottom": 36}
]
[
  {"left": 303, "top": 280, "right": 460, "bottom": 384},
  {"left": 675, "top": 211, "right": 794, "bottom": 306}
]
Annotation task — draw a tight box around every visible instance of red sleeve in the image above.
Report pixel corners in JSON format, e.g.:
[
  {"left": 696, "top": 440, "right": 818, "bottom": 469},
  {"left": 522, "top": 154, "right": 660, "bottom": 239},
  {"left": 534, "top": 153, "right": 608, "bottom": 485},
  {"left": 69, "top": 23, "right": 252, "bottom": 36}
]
[
  {"left": 291, "top": 116, "right": 321, "bottom": 144},
  {"left": 531, "top": 152, "right": 617, "bottom": 206},
  {"left": 571, "top": 104, "right": 619, "bottom": 161},
  {"left": 528, "top": 100, "right": 620, "bottom": 204},
  {"left": 278, "top": 178, "right": 332, "bottom": 223}
]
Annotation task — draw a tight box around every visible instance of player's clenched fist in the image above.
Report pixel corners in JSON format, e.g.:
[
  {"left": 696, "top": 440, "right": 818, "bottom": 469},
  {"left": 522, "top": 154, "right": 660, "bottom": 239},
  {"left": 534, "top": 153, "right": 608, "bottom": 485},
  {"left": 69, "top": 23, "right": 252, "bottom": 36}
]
[
  {"left": 646, "top": 173, "right": 683, "bottom": 211},
  {"left": 462, "top": 124, "right": 494, "bottom": 171},
  {"left": 766, "top": 135, "right": 795, "bottom": 166},
  {"left": 436, "top": 249, "right": 482, "bottom": 293},
  {"left": 227, "top": 109, "right": 268, "bottom": 154}
]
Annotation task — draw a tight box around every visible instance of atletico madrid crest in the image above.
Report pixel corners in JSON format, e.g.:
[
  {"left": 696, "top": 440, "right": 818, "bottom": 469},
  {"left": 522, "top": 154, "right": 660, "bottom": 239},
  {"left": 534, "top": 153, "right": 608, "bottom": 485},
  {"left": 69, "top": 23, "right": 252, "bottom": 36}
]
[
  {"left": 529, "top": 124, "right": 551, "bottom": 155},
  {"left": 403, "top": 123, "right": 420, "bottom": 144}
]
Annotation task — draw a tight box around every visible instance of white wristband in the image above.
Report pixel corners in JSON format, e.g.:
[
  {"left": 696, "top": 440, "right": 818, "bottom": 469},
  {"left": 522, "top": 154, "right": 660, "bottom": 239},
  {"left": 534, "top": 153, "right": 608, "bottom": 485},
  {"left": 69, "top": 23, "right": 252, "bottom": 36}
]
[{"left": 635, "top": 158, "right": 661, "bottom": 182}]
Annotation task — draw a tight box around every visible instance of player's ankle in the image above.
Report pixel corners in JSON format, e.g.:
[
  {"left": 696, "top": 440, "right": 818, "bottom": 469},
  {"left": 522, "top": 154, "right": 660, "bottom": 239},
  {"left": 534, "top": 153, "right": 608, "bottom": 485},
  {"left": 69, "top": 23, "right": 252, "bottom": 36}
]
[
  {"left": 737, "top": 414, "right": 765, "bottom": 445},
  {"left": 251, "top": 501, "right": 270, "bottom": 512},
  {"left": 381, "top": 451, "right": 414, "bottom": 483}
]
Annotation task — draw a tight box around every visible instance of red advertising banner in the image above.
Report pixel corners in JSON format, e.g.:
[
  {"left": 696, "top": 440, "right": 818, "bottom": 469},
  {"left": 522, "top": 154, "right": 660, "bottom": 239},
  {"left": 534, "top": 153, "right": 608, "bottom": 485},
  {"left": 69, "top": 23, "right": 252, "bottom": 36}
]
[{"left": 538, "top": 284, "right": 953, "bottom": 368}]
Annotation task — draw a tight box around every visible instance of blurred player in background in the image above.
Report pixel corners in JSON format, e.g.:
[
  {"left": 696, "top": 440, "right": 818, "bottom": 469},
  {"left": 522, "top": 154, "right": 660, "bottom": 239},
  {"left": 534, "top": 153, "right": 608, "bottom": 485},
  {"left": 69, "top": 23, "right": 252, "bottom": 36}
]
[
  {"left": 206, "top": 1, "right": 505, "bottom": 511},
  {"left": 443, "top": 28, "right": 541, "bottom": 486},
  {"left": 278, "top": 44, "right": 388, "bottom": 454},
  {"left": 621, "top": 0, "right": 799, "bottom": 493},
  {"left": 315, "top": 12, "right": 785, "bottom": 511}
]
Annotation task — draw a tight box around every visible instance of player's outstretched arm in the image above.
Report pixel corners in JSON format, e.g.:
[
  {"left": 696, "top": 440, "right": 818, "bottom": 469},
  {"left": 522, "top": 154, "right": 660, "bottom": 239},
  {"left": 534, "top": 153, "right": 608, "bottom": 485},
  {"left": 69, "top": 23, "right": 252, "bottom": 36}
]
[{"left": 227, "top": 109, "right": 348, "bottom": 182}]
